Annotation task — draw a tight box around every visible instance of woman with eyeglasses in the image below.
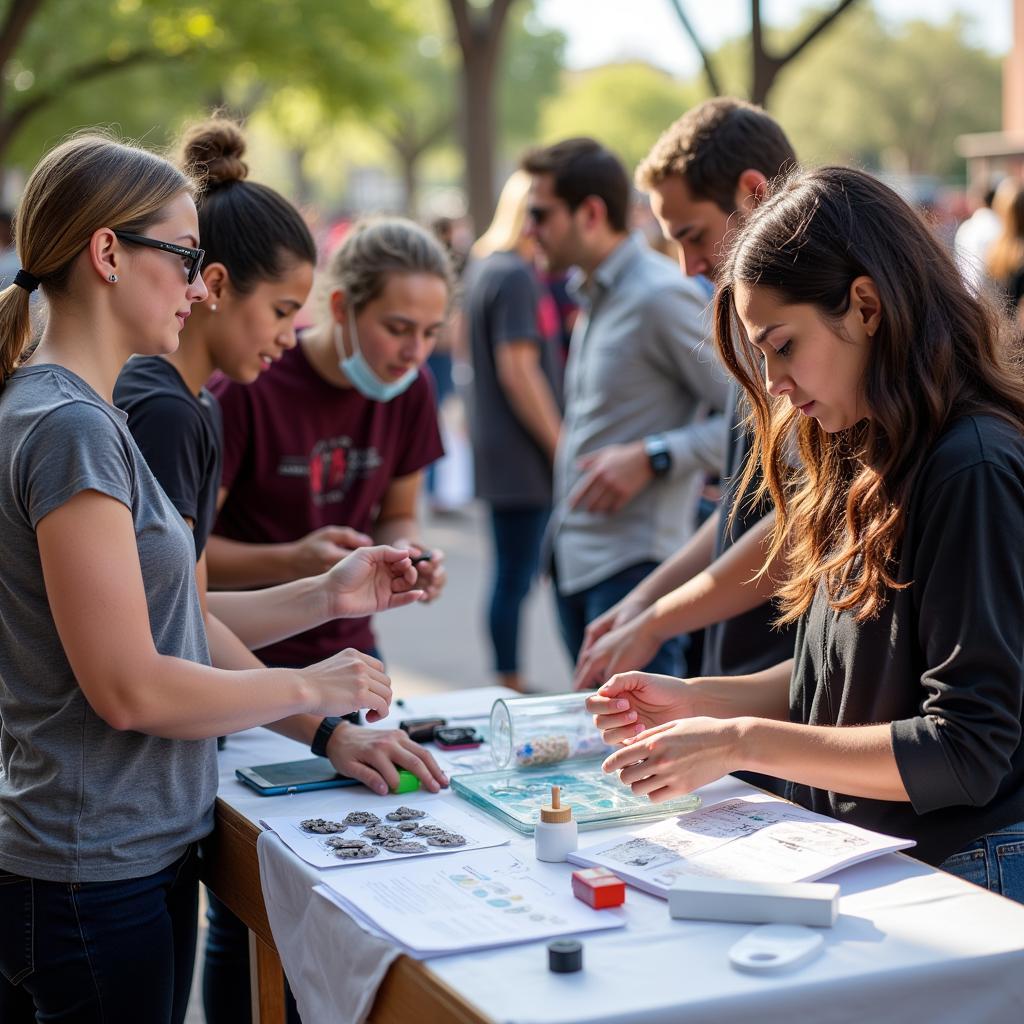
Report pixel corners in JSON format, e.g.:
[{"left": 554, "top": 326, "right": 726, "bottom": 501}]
[
  {"left": 588, "top": 166, "right": 1024, "bottom": 902},
  {"left": 113, "top": 118, "right": 449, "bottom": 1024},
  {"left": 0, "top": 135, "right": 405, "bottom": 1023}
]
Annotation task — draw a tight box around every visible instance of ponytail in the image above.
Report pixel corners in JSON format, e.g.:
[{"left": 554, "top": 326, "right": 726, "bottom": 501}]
[{"left": 0, "top": 283, "right": 33, "bottom": 384}]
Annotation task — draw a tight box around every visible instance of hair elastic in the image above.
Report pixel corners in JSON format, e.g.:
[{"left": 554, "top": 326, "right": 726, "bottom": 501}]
[{"left": 13, "top": 268, "right": 39, "bottom": 293}]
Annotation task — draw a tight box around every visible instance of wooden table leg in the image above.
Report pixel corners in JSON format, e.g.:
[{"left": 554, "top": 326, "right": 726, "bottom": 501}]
[{"left": 249, "top": 929, "right": 286, "bottom": 1024}]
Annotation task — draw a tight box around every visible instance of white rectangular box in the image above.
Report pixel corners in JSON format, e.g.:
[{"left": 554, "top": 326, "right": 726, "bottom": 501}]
[{"left": 668, "top": 876, "right": 839, "bottom": 927}]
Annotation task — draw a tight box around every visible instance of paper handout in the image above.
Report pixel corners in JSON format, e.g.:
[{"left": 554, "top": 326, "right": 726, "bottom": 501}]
[
  {"left": 568, "top": 795, "right": 915, "bottom": 897},
  {"left": 316, "top": 846, "right": 625, "bottom": 957}
]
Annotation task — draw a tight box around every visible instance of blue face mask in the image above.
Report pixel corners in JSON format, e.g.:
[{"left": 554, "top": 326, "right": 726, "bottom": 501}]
[{"left": 335, "top": 312, "right": 417, "bottom": 403}]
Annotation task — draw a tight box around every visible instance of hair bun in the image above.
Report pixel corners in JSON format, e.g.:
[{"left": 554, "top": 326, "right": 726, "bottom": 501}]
[{"left": 179, "top": 117, "right": 248, "bottom": 188}]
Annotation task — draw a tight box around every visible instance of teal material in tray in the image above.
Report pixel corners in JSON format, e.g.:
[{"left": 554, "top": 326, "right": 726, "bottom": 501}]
[{"left": 451, "top": 759, "right": 701, "bottom": 834}]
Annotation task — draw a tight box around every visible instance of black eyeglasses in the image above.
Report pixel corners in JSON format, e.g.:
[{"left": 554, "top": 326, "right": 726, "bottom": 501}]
[{"left": 113, "top": 230, "right": 205, "bottom": 285}]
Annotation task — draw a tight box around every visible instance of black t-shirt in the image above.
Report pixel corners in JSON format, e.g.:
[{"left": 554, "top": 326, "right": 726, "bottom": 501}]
[
  {"left": 702, "top": 383, "right": 795, "bottom": 677},
  {"left": 788, "top": 414, "right": 1024, "bottom": 865},
  {"left": 114, "top": 356, "right": 223, "bottom": 559},
  {"left": 465, "top": 250, "right": 562, "bottom": 508}
]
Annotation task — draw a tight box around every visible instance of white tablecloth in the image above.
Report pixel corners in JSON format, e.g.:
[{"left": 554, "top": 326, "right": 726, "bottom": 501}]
[{"left": 215, "top": 688, "right": 1024, "bottom": 1024}]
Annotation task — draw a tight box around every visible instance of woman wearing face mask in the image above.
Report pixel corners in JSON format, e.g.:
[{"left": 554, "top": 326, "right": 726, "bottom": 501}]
[
  {"left": 206, "top": 217, "right": 450, "bottom": 666},
  {"left": 116, "top": 122, "right": 445, "bottom": 799},
  {"left": 588, "top": 166, "right": 1024, "bottom": 902},
  {"left": 0, "top": 135, "right": 395, "bottom": 1024}
]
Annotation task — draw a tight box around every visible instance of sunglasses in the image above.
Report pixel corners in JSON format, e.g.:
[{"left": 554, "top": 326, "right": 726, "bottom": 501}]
[{"left": 114, "top": 230, "right": 205, "bottom": 285}]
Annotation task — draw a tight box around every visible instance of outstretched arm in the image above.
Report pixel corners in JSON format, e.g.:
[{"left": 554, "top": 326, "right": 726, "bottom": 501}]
[
  {"left": 38, "top": 491, "right": 393, "bottom": 739},
  {"left": 206, "top": 546, "right": 423, "bottom": 650}
]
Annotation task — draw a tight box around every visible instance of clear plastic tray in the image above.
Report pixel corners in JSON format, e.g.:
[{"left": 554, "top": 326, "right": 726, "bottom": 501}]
[{"left": 451, "top": 759, "right": 701, "bottom": 835}]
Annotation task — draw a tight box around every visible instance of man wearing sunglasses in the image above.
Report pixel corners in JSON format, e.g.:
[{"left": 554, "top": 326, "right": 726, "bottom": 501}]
[{"left": 520, "top": 138, "right": 728, "bottom": 678}]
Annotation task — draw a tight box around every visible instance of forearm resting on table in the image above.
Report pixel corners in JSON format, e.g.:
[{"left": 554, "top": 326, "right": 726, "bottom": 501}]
[
  {"left": 206, "top": 533, "right": 308, "bottom": 589},
  {"left": 207, "top": 575, "right": 328, "bottom": 650},
  {"left": 734, "top": 718, "right": 909, "bottom": 802},
  {"left": 646, "top": 512, "right": 777, "bottom": 640}
]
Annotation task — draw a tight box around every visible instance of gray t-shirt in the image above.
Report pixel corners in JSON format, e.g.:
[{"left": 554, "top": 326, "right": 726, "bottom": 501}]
[
  {"left": 0, "top": 364, "right": 216, "bottom": 883},
  {"left": 465, "top": 251, "right": 562, "bottom": 507}
]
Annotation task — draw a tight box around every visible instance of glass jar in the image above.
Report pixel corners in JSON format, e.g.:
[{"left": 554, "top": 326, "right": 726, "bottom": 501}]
[{"left": 490, "top": 692, "right": 610, "bottom": 770}]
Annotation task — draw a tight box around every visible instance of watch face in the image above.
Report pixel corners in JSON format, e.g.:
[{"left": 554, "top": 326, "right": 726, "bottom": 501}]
[{"left": 651, "top": 450, "right": 671, "bottom": 476}]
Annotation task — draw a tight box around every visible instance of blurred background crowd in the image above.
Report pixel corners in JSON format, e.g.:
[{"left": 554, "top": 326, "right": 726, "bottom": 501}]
[{"left": 2, "top": 0, "right": 1022, "bottom": 698}]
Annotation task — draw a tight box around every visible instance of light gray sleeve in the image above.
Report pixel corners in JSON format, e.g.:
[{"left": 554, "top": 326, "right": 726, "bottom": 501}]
[
  {"left": 665, "top": 414, "right": 728, "bottom": 477},
  {"left": 19, "top": 402, "right": 134, "bottom": 528},
  {"left": 646, "top": 279, "right": 731, "bottom": 477}
]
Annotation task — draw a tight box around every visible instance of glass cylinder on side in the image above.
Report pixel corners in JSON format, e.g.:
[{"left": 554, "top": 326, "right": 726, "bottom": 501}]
[{"left": 489, "top": 692, "right": 611, "bottom": 769}]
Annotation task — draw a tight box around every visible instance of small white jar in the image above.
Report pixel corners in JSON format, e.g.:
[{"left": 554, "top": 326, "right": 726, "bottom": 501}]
[{"left": 535, "top": 785, "right": 578, "bottom": 862}]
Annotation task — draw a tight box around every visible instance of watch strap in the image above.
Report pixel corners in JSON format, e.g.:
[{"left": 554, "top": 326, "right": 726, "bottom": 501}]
[
  {"left": 644, "top": 434, "right": 672, "bottom": 477},
  {"left": 311, "top": 716, "right": 343, "bottom": 758}
]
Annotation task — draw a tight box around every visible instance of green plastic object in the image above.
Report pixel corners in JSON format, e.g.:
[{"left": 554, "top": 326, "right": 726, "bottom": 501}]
[{"left": 392, "top": 769, "right": 421, "bottom": 794}]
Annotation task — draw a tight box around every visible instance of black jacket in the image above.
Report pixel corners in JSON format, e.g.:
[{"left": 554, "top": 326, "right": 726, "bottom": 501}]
[{"left": 788, "top": 415, "right": 1024, "bottom": 864}]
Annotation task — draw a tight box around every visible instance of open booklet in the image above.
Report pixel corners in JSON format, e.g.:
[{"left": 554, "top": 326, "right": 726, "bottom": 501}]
[{"left": 567, "top": 794, "right": 915, "bottom": 897}]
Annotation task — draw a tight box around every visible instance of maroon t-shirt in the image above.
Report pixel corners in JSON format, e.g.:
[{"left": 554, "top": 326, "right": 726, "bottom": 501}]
[{"left": 210, "top": 340, "right": 443, "bottom": 666}]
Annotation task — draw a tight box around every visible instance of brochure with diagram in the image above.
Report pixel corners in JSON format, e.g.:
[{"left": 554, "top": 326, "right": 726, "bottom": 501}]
[
  {"left": 316, "top": 846, "right": 625, "bottom": 957},
  {"left": 567, "top": 794, "right": 915, "bottom": 896}
]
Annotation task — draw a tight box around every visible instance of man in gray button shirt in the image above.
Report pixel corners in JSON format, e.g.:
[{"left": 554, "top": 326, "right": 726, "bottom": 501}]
[{"left": 521, "top": 138, "right": 728, "bottom": 674}]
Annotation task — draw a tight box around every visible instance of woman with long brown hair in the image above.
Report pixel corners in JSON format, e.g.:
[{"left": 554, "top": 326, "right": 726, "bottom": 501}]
[{"left": 588, "top": 166, "right": 1024, "bottom": 901}]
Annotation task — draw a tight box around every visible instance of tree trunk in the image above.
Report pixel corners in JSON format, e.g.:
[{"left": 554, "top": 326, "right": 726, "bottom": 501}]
[
  {"left": 399, "top": 148, "right": 419, "bottom": 217},
  {"left": 668, "top": 0, "right": 859, "bottom": 109},
  {"left": 461, "top": 44, "right": 497, "bottom": 233},
  {"left": 448, "top": 0, "right": 517, "bottom": 234},
  {"left": 287, "top": 146, "right": 313, "bottom": 207}
]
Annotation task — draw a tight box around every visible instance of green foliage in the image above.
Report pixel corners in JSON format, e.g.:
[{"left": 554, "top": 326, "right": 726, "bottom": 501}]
[
  {"left": 1, "top": 0, "right": 415, "bottom": 169},
  {"left": 499, "top": 7, "right": 566, "bottom": 152},
  {"left": 764, "top": 5, "right": 1001, "bottom": 177},
  {"left": 538, "top": 62, "right": 700, "bottom": 171},
  {"left": 337, "top": 0, "right": 564, "bottom": 211}
]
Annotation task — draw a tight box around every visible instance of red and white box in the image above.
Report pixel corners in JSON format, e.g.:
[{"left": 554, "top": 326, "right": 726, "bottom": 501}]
[{"left": 571, "top": 867, "right": 626, "bottom": 909}]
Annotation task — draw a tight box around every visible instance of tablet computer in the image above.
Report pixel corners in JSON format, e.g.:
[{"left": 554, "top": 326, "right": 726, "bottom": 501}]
[{"left": 235, "top": 756, "right": 359, "bottom": 796}]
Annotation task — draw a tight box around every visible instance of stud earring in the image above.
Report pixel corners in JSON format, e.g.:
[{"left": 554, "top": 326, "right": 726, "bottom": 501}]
[
  {"left": 209, "top": 303, "right": 218, "bottom": 312},
  {"left": 108, "top": 274, "right": 118, "bottom": 283}
]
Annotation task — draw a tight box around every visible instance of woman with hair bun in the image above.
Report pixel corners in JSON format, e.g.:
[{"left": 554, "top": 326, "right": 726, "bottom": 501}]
[
  {"left": 589, "top": 166, "right": 1024, "bottom": 902},
  {"left": 113, "top": 119, "right": 449, "bottom": 1024},
  {"left": 0, "top": 133, "right": 400, "bottom": 1022}
]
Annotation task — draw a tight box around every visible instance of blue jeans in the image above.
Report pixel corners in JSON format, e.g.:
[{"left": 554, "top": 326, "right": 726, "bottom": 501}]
[
  {"left": 204, "top": 891, "right": 301, "bottom": 1024},
  {"left": 424, "top": 352, "right": 454, "bottom": 497},
  {"left": 939, "top": 821, "right": 1024, "bottom": 905},
  {"left": 488, "top": 505, "right": 550, "bottom": 673},
  {"left": 0, "top": 844, "right": 199, "bottom": 1024},
  {"left": 555, "top": 561, "right": 686, "bottom": 678}
]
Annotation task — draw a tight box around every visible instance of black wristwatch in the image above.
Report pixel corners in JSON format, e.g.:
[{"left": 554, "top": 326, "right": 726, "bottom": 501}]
[
  {"left": 644, "top": 434, "right": 672, "bottom": 477},
  {"left": 310, "top": 716, "right": 343, "bottom": 758}
]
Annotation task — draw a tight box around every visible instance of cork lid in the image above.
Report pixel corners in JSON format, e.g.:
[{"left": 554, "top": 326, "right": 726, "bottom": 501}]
[{"left": 540, "top": 785, "right": 572, "bottom": 824}]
